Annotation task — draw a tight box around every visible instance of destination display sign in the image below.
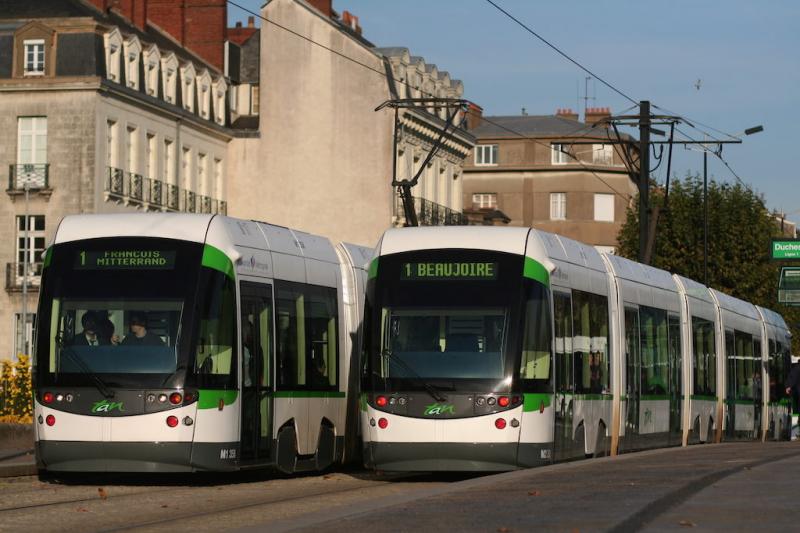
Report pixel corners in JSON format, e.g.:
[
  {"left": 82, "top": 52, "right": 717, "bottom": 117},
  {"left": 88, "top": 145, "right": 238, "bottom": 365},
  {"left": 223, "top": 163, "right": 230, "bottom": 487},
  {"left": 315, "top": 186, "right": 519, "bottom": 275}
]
[
  {"left": 401, "top": 262, "right": 498, "bottom": 281},
  {"left": 75, "top": 250, "right": 176, "bottom": 270},
  {"left": 778, "top": 267, "right": 800, "bottom": 305},
  {"left": 771, "top": 239, "right": 800, "bottom": 260}
]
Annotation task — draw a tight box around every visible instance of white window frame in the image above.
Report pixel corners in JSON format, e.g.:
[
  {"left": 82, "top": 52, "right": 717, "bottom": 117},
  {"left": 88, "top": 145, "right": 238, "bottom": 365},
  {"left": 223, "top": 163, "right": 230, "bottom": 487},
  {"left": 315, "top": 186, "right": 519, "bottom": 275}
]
[
  {"left": 550, "top": 192, "right": 567, "bottom": 220},
  {"left": 146, "top": 132, "right": 157, "bottom": 180},
  {"left": 15, "top": 214, "right": 45, "bottom": 285},
  {"left": 126, "top": 125, "right": 138, "bottom": 174},
  {"left": 23, "top": 39, "right": 45, "bottom": 76},
  {"left": 14, "top": 313, "right": 37, "bottom": 358},
  {"left": 197, "top": 69, "right": 212, "bottom": 119},
  {"left": 551, "top": 143, "right": 572, "bottom": 165},
  {"left": 472, "top": 193, "right": 497, "bottom": 209},
  {"left": 474, "top": 144, "right": 498, "bottom": 166},
  {"left": 593, "top": 143, "right": 614, "bottom": 165},
  {"left": 594, "top": 193, "right": 615, "bottom": 222},
  {"left": 17, "top": 116, "right": 47, "bottom": 166},
  {"left": 107, "top": 119, "right": 118, "bottom": 168},
  {"left": 214, "top": 158, "right": 224, "bottom": 200},
  {"left": 164, "top": 138, "right": 175, "bottom": 185},
  {"left": 213, "top": 77, "right": 227, "bottom": 125}
]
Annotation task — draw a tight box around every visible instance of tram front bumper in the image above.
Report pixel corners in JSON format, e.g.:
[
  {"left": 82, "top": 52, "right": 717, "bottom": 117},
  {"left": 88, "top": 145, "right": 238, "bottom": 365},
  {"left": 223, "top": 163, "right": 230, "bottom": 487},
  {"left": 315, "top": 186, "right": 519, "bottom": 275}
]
[{"left": 37, "top": 441, "right": 195, "bottom": 473}]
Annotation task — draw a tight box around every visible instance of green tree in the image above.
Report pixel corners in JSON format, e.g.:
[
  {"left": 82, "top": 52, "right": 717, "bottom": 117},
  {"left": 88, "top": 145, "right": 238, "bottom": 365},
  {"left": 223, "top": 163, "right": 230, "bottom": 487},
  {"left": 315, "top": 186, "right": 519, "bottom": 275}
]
[{"left": 618, "top": 174, "right": 800, "bottom": 352}]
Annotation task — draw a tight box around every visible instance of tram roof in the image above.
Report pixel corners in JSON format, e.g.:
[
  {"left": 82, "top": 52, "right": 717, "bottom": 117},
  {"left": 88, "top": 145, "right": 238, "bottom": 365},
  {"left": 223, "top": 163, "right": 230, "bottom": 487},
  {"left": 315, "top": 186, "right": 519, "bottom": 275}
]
[
  {"left": 54, "top": 214, "right": 215, "bottom": 245},
  {"left": 709, "top": 288, "right": 761, "bottom": 321},
  {"left": 603, "top": 253, "right": 678, "bottom": 293},
  {"left": 673, "top": 274, "right": 714, "bottom": 304},
  {"left": 378, "top": 226, "right": 532, "bottom": 256},
  {"left": 756, "top": 305, "right": 790, "bottom": 330}
]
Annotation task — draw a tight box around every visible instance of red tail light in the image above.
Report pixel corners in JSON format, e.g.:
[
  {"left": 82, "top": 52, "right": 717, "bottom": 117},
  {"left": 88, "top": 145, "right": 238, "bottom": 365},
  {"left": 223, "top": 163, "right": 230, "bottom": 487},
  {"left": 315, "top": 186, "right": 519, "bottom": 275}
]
[
  {"left": 378, "top": 417, "right": 389, "bottom": 429},
  {"left": 43, "top": 392, "right": 54, "bottom": 404},
  {"left": 166, "top": 416, "right": 179, "bottom": 427},
  {"left": 375, "top": 396, "right": 388, "bottom": 407},
  {"left": 495, "top": 418, "right": 507, "bottom": 429},
  {"left": 45, "top": 415, "right": 56, "bottom": 426},
  {"left": 498, "top": 396, "right": 510, "bottom": 407},
  {"left": 169, "top": 392, "right": 183, "bottom": 405}
]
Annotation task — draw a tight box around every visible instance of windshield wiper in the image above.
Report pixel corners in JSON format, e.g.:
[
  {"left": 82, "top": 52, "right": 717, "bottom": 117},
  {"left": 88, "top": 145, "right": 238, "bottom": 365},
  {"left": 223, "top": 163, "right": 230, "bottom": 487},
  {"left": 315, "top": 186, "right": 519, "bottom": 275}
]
[
  {"left": 381, "top": 349, "right": 448, "bottom": 402},
  {"left": 57, "top": 341, "right": 116, "bottom": 399}
]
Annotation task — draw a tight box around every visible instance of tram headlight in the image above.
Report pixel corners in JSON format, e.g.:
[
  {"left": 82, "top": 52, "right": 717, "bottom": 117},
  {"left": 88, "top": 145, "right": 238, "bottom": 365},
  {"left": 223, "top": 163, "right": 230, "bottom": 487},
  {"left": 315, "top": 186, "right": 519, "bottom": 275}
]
[
  {"left": 487, "top": 397, "right": 497, "bottom": 406},
  {"left": 476, "top": 397, "right": 486, "bottom": 406},
  {"left": 55, "top": 394, "right": 64, "bottom": 402},
  {"left": 169, "top": 392, "right": 183, "bottom": 405},
  {"left": 158, "top": 394, "right": 168, "bottom": 403}
]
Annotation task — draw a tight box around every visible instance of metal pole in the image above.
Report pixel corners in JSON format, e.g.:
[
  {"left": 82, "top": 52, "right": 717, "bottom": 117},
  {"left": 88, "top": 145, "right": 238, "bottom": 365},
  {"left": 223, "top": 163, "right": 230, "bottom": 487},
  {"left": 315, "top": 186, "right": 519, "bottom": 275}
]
[
  {"left": 21, "top": 180, "right": 29, "bottom": 359},
  {"left": 703, "top": 150, "right": 708, "bottom": 286},
  {"left": 638, "top": 101, "right": 650, "bottom": 263}
]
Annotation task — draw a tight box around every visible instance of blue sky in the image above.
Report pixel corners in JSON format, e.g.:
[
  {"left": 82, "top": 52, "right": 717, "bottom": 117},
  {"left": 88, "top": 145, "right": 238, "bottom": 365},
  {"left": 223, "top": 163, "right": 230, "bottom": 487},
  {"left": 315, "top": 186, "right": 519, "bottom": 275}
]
[{"left": 228, "top": 1, "right": 800, "bottom": 225}]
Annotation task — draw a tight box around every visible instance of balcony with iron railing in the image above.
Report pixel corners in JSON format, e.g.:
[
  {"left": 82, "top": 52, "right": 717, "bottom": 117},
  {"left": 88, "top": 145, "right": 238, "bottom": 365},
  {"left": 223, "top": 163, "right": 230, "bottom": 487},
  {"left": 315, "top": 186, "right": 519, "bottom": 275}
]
[
  {"left": 5, "top": 262, "right": 43, "bottom": 292},
  {"left": 7, "top": 164, "right": 52, "bottom": 199},
  {"left": 105, "top": 167, "right": 227, "bottom": 215},
  {"left": 393, "top": 193, "right": 469, "bottom": 227}
]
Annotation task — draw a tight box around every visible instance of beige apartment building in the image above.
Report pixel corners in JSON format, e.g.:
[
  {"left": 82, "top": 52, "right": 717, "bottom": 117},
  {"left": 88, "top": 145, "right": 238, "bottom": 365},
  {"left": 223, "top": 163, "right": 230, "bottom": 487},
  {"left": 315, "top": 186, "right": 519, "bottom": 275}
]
[
  {"left": 227, "top": 0, "right": 474, "bottom": 247},
  {"left": 0, "top": 0, "right": 235, "bottom": 359},
  {"left": 463, "top": 107, "right": 637, "bottom": 252}
]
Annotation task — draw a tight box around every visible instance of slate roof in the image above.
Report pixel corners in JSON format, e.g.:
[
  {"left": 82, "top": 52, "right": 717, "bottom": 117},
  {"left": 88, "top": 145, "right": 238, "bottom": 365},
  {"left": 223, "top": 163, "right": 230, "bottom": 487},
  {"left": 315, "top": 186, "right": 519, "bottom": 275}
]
[{"left": 472, "top": 115, "right": 634, "bottom": 140}]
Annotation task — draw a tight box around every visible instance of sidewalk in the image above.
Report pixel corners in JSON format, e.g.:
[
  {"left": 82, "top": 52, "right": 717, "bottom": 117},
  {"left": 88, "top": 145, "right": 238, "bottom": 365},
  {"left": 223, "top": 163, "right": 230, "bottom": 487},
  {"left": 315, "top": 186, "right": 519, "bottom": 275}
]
[{"left": 0, "top": 447, "right": 36, "bottom": 477}]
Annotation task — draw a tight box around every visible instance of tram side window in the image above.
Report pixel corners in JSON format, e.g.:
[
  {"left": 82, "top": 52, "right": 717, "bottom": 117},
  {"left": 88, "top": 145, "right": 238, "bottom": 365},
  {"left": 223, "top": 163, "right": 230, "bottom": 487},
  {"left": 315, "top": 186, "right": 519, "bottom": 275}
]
[
  {"left": 725, "top": 330, "right": 735, "bottom": 401},
  {"left": 519, "top": 281, "right": 552, "bottom": 389},
  {"left": 194, "top": 267, "right": 237, "bottom": 388},
  {"left": 769, "top": 340, "right": 787, "bottom": 403},
  {"left": 691, "top": 317, "right": 716, "bottom": 396},
  {"left": 639, "top": 306, "right": 668, "bottom": 395},
  {"left": 572, "top": 290, "right": 609, "bottom": 394},
  {"left": 553, "top": 292, "right": 573, "bottom": 393},
  {"left": 734, "top": 330, "right": 756, "bottom": 401},
  {"left": 275, "top": 281, "right": 338, "bottom": 390}
]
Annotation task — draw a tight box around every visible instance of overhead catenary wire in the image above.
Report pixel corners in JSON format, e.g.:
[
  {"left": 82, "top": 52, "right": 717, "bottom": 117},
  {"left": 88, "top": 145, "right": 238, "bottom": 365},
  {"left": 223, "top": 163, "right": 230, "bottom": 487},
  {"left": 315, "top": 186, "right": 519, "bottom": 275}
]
[{"left": 227, "top": 0, "right": 636, "bottom": 203}]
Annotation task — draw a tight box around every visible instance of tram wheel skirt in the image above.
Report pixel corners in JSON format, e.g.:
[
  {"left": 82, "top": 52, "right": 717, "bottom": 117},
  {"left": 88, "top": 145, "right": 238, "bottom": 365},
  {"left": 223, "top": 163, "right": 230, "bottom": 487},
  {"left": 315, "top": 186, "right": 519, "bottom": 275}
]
[{"left": 363, "top": 441, "right": 551, "bottom": 472}]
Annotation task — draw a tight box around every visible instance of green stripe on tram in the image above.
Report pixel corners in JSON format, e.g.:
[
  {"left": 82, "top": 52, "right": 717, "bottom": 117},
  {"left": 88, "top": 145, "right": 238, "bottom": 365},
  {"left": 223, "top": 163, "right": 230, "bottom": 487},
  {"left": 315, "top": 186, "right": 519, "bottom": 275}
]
[
  {"left": 273, "top": 390, "right": 346, "bottom": 399},
  {"left": 523, "top": 257, "right": 550, "bottom": 286},
  {"left": 691, "top": 395, "right": 717, "bottom": 401},
  {"left": 198, "top": 389, "right": 238, "bottom": 409},
  {"left": 202, "top": 244, "right": 235, "bottom": 280},
  {"left": 523, "top": 393, "right": 552, "bottom": 412},
  {"left": 43, "top": 247, "right": 53, "bottom": 268},
  {"left": 368, "top": 258, "right": 379, "bottom": 279}
]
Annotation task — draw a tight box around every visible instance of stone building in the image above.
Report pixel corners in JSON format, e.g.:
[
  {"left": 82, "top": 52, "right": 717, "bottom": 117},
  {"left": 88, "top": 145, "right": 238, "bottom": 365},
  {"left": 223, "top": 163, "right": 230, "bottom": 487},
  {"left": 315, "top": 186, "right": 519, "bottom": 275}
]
[
  {"left": 226, "top": 0, "right": 474, "bottom": 247},
  {"left": 462, "top": 107, "right": 637, "bottom": 252},
  {"left": 0, "top": 0, "right": 234, "bottom": 359}
]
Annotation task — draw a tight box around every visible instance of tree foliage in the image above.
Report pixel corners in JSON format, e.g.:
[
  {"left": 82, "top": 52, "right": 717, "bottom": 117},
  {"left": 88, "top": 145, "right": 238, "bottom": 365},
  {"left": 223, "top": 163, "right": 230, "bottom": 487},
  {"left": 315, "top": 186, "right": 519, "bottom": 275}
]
[
  {"left": 618, "top": 174, "right": 799, "bottom": 352},
  {"left": 0, "top": 355, "right": 32, "bottom": 424}
]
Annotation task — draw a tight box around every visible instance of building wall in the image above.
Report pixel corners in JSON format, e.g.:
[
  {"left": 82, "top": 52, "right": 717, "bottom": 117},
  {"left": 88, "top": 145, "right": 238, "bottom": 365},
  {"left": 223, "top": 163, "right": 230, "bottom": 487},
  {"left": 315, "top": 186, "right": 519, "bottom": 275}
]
[{"left": 227, "top": 0, "right": 394, "bottom": 247}]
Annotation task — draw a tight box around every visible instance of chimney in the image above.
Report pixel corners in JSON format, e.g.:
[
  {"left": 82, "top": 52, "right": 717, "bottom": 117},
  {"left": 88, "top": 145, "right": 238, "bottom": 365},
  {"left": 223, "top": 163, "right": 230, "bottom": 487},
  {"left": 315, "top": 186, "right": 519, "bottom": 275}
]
[
  {"left": 307, "top": 0, "right": 333, "bottom": 18},
  {"left": 247, "top": 16, "right": 255, "bottom": 28},
  {"left": 555, "top": 108, "right": 579, "bottom": 121},
  {"left": 466, "top": 102, "right": 484, "bottom": 130},
  {"left": 147, "top": 0, "right": 227, "bottom": 71},
  {"left": 341, "top": 11, "right": 362, "bottom": 35},
  {"left": 584, "top": 106, "right": 611, "bottom": 127},
  {"left": 235, "top": 21, "right": 242, "bottom": 28}
]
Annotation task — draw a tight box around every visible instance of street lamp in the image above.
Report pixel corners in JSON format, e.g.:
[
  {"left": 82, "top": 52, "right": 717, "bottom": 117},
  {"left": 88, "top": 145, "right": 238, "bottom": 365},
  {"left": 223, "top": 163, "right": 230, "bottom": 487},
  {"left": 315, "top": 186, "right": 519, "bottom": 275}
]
[{"left": 701, "top": 125, "right": 764, "bottom": 285}]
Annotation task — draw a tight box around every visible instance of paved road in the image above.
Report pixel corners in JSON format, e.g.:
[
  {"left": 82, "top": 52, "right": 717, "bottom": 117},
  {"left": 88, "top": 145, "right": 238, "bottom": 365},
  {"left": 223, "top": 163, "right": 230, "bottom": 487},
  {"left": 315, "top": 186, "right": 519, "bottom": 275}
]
[{"left": 1, "top": 442, "right": 798, "bottom": 532}]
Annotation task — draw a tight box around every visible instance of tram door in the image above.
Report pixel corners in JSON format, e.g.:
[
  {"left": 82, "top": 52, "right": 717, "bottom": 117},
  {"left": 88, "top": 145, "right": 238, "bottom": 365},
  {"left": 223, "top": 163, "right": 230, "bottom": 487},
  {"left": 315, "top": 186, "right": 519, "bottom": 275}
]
[
  {"left": 667, "top": 314, "right": 682, "bottom": 445},
  {"left": 239, "top": 282, "right": 274, "bottom": 463},
  {"left": 552, "top": 292, "right": 576, "bottom": 461},
  {"left": 624, "top": 308, "right": 641, "bottom": 449}
]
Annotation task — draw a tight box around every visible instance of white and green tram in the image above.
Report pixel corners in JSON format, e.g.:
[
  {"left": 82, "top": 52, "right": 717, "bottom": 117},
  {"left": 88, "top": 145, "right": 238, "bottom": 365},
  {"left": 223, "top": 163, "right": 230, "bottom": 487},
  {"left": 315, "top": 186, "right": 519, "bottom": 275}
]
[
  {"left": 361, "top": 226, "right": 791, "bottom": 472},
  {"left": 33, "top": 214, "right": 370, "bottom": 473}
]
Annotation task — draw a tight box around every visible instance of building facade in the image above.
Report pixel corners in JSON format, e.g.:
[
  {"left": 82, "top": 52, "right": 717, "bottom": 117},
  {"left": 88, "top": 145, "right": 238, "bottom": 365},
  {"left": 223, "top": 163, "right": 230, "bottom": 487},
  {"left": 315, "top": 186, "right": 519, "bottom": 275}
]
[
  {"left": 462, "top": 108, "right": 637, "bottom": 252},
  {"left": 0, "top": 0, "right": 234, "bottom": 359},
  {"left": 227, "top": 0, "right": 474, "bottom": 247}
]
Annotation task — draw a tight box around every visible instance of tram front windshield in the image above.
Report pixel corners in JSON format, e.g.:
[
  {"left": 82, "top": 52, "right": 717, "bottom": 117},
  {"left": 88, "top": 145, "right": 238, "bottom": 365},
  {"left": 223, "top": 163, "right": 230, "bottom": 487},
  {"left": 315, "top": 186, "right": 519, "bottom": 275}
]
[
  {"left": 36, "top": 238, "right": 204, "bottom": 389},
  {"left": 367, "top": 251, "right": 540, "bottom": 393}
]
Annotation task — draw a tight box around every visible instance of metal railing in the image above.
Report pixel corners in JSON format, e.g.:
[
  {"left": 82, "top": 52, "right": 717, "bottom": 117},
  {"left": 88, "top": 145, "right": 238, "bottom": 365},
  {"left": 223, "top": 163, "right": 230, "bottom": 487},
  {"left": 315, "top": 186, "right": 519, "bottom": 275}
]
[
  {"left": 5, "top": 262, "right": 43, "bottom": 291},
  {"left": 8, "top": 164, "right": 49, "bottom": 190},
  {"left": 105, "top": 167, "right": 227, "bottom": 215},
  {"left": 394, "top": 193, "right": 469, "bottom": 227}
]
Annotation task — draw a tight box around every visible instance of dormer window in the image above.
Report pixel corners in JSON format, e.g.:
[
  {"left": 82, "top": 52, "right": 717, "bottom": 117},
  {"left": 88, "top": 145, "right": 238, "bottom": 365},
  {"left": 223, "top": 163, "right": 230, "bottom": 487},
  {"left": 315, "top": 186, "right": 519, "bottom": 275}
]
[
  {"left": 160, "top": 53, "right": 178, "bottom": 104},
  {"left": 213, "top": 77, "right": 227, "bottom": 126},
  {"left": 143, "top": 45, "right": 160, "bottom": 97},
  {"left": 104, "top": 28, "right": 123, "bottom": 83},
  {"left": 123, "top": 35, "right": 141, "bottom": 90},
  {"left": 180, "top": 63, "right": 196, "bottom": 112},
  {"left": 197, "top": 70, "right": 212, "bottom": 119},
  {"left": 23, "top": 39, "right": 45, "bottom": 75}
]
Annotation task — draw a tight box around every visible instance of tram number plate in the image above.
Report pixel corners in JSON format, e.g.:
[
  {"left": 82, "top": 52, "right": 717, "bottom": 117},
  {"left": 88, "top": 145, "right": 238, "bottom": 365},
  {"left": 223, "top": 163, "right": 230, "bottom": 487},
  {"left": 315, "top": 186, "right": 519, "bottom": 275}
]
[{"left": 220, "top": 448, "right": 237, "bottom": 460}]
